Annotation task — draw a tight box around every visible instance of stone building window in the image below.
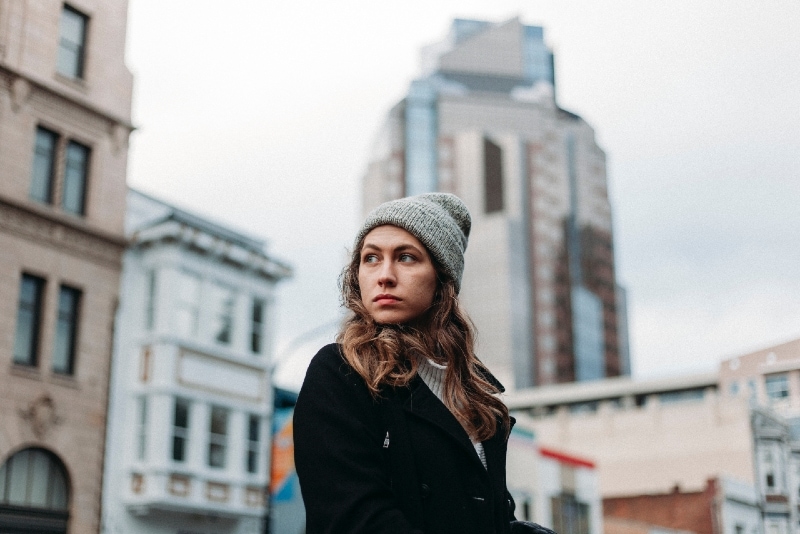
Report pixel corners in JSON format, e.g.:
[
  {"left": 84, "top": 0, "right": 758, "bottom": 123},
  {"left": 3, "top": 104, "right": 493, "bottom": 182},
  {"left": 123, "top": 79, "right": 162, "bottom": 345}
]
[
  {"left": 30, "top": 127, "right": 58, "bottom": 204},
  {"left": 62, "top": 141, "right": 90, "bottom": 215},
  {"left": 0, "top": 448, "right": 69, "bottom": 534},
  {"left": 52, "top": 285, "right": 81, "bottom": 375},
  {"left": 57, "top": 5, "right": 88, "bottom": 79},
  {"left": 13, "top": 274, "right": 46, "bottom": 367},
  {"left": 29, "top": 127, "right": 92, "bottom": 217}
]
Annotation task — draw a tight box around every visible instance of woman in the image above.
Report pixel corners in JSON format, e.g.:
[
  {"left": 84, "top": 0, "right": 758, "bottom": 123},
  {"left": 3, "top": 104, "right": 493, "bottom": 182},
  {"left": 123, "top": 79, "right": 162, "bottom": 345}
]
[{"left": 294, "top": 193, "right": 552, "bottom": 534}]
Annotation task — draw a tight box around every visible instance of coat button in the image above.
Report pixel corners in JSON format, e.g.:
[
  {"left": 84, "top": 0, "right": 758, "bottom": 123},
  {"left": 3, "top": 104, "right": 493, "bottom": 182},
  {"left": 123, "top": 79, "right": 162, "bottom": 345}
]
[{"left": 420, "top": 483, "right": 431, "bottom": 498}]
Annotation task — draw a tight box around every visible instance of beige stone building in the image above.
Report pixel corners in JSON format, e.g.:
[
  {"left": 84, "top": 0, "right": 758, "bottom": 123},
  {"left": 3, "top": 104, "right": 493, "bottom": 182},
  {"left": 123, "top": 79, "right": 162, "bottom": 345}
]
[
  {"left": 0, "top": 1, "right": 133, "bottom": 532},
  {"left": 363, "top": 18, "right": 629, "bottom": 390}
]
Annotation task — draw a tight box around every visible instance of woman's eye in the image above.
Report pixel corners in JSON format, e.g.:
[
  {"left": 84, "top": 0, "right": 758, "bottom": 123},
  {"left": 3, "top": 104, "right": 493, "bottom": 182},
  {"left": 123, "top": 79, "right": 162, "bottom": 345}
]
[
  {"left": 399, "top": 253, "right": 415, "bottom": 262},
  {"left": 362, "top": 254, "right": 378, "bottom": 264}
]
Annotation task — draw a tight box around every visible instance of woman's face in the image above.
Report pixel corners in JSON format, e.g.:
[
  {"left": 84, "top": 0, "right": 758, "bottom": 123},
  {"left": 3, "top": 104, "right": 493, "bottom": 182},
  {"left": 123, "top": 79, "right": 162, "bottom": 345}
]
[{"left": 358, "top": 225, "right": 438, "bottom": 325}]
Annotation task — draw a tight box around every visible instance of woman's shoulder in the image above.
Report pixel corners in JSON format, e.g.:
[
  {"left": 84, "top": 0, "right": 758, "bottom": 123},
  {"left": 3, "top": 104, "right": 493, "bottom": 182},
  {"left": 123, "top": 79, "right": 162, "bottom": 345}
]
[
  {"left": 297, "top": 343, "right": 376, "bottom": 415},
  {"left": 302, "top": 343, "right": 363, "bottom": 390},
  {"left": 307, "top": 343, "right": 347, "bottom": 374}
]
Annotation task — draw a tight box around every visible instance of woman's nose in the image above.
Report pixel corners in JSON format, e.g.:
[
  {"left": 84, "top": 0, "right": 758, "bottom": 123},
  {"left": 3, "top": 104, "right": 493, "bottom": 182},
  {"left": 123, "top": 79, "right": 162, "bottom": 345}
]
[{"left": 378, "top": 263, "right": 396, "bottom": 286}]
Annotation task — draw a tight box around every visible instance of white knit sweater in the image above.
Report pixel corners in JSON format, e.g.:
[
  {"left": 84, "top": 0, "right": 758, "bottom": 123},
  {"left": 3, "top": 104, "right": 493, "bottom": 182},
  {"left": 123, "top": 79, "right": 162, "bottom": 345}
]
[{"left": 417, "top": 358, "right": 487, "bottom": 469}]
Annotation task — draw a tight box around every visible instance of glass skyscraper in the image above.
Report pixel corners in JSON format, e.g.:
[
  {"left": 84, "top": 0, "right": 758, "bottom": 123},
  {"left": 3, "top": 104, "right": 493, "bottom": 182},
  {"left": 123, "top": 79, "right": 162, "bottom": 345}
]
[{"left": 363, "top": 18, "right": 628, "bottom": 388}]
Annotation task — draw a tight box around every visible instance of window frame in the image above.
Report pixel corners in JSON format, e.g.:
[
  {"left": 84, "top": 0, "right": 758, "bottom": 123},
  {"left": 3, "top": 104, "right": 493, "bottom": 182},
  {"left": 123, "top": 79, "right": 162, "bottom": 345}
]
[
  {"left": 765, "top": 373, "right": 790, "bottom": 402},
  {"left": 30, "top": 127, "right": 59, "bottom": 204},
  {"left": 245, "top": 414, "right": 261, "bottom": 474},
  {"left": 57, "top": 4, "right": 88, "bottom": 79},
  {"left": 250, "top": 298, "right": 265, "bottom": 354},
  {"left": 0, "top": 447, "right": 70, "bottom": 511},
  {"left": 207, "top": 405, "right": 229, "bottom": 469},
  {"left": 208, "top": 282, "right": 236, "bottom": 345},
  {"left": 62, "top": 140, "right": 90, "bottom": 216},
  {"left": 174, "top": 270, "right": 201, "bottom": 338},
  {"left": 171, "top": 397, "right": 190, "bottom": 463},
  {"left": 52, "top": 285, "right": 81, "bottom": 375},
  {"left": 13, "top": 274, "right": 46, "bottom": 368}
]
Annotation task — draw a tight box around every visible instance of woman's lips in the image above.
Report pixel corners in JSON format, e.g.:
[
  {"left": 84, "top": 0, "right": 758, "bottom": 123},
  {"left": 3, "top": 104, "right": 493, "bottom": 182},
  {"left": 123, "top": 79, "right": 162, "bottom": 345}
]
[{"left": 374, "top": 294, "right": 401, "bottom": 304}]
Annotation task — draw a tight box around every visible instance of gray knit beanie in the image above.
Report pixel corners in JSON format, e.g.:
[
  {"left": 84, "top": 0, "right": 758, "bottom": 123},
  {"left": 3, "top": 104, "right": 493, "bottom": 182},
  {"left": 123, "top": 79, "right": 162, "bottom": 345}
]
[{"left": 353, "top": 193, "right": 471, "bottom": 293}]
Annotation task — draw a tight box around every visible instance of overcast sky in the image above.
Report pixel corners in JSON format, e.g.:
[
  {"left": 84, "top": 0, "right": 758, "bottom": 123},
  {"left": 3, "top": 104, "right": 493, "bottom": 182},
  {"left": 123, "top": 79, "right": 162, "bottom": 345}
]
[{"left": 125, "top": 0, "right": 800, "bottom": 391}]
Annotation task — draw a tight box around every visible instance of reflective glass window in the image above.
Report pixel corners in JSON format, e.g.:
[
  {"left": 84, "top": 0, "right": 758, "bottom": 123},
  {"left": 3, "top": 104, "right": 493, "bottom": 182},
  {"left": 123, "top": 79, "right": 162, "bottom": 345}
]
[
  {"left": 30, "top": 127, "right": 58, "bottom": 204},
  {"left": 52, "top": 285, "right": 80, "bottom": 375},
  {"left": 766, "top": 374, "right": 790, "bottom": 401},
  {"left": 57, "top": 6, "right": 87, "bottom": 78},
  {"left": 62, "top": 141, "right": 89, "bottom": 215},
  {"left": 13, "top": 275, "right": 45, "bottom": 367},
  {"left": 0, "top": 448, "right": 69, "bottom": 511}
]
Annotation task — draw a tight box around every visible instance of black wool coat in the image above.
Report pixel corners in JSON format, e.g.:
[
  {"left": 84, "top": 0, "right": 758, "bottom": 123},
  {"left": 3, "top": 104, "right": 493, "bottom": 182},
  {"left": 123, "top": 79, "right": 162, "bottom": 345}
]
[{"left": 294, "top": 343, "right": 519, "bottom": 534}]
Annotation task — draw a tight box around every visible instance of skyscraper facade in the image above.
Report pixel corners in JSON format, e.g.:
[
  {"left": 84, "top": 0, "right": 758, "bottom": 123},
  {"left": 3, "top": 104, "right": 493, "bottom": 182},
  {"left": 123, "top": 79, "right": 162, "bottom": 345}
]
[
  {"left": 363, "top": 18, "right": 629, "bottom": 389},
  {"left": 0, "top": 1, "right": 133, "bottom": 532}
]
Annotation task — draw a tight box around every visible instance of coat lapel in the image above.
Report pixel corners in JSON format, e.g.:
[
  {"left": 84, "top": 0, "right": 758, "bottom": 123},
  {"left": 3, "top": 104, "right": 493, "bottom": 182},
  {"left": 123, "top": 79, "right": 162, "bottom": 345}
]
[{"left": 396, "top": 375, "right": 487, "bottom": 470}]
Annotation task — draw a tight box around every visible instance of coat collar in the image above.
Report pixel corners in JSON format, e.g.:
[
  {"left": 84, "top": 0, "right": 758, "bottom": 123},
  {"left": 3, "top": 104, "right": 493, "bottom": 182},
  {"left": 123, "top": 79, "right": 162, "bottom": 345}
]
[{"left": 391, "top": 375, "right": 507, "bottom": 473}]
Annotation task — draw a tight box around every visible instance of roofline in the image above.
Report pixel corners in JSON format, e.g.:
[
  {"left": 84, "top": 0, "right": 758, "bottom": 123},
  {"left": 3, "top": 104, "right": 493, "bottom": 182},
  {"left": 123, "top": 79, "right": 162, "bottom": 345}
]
[
  {"left": 129, "top": 188, "right": 266, "bottom": 253},
  {"left": 505, "top": 371, "right": 719, "bottom": 410}
]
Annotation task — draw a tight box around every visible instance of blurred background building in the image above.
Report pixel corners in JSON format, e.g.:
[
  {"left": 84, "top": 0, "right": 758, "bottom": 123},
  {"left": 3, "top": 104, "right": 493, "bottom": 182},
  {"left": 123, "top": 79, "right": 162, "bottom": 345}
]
[
  {"left": 506, "top": 337, "right": 800, "bottom": 534},
  {"left": 362, "top": 18, "right": 630, "bottom": 390},
  {"left": 0, "top": 0, "right": 133, "bottom": 532},
  {"left": 102, "top": 190, "right": 290, "bottom": 533}
]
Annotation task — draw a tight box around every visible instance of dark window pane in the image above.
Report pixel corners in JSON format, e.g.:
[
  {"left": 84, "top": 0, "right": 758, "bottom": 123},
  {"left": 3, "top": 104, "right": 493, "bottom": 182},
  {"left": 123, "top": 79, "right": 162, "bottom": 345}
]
[
  {"left": 247, "top": 450, "right": 257, "bottom": 474},
  {"left": 63, "top": 141, "right": 89, "bottom": 215},
  {"left": 248, "top": 415, "right": 260, "bottom": 442},
  {"left": 484, "top": 137, "right": 504, "bottom": 213},
  {"left": 210, "top": 407, "right": 228, "bottom": 435},
  {"left": 208, "top": 406, "right": 228, "bottom": 468},
  {"left": 13, "top": 275, "right": 45, "bottom": 366},
  {"left": 57, "top": 6, "right": 87, "bottom": 78},
  {"left": 172, "top": 436, "right": 185, "bottom": 462},
  {"left": 52, "top": 286, "right": 80, "bottom": 375},
  {"left": 174, "top": 399, "right": 189, "bottom": 428},
  {"left": 246, "top": 414, "right": 260, "bottom": 474},
  {"left": 251, "top": 298, "right": 265, "bottom": 353},
  {"left": 172, "top": 398, "right": 190, "bottom": 462},
  {"left": 30, "top": 127, "right": 58, "bottom": 203}
]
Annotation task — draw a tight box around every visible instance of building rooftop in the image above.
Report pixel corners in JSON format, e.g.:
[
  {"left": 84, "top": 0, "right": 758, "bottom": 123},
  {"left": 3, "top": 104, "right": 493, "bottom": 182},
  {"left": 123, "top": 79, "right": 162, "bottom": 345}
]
[{"left": 505, "top": 371, "right": 719, "bottom": 410}]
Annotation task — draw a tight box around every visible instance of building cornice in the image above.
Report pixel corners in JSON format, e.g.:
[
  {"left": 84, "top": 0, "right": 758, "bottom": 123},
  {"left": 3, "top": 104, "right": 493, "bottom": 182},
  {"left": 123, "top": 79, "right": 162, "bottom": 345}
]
[
  {"left": 131, "top": 219, "right": 292, "bottom": 282},
  {"left": 0, "top": 194, "right": 127, "bottom": 268},
  {"left": 0, "top": 64, "right": 135, "bottom": 130}
]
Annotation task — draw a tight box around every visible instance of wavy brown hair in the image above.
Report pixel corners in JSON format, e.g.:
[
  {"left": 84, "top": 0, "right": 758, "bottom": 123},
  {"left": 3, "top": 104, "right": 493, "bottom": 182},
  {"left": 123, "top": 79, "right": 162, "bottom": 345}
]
[{"left": 337, "top": 249, "right": 510, "bottom": 441}]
